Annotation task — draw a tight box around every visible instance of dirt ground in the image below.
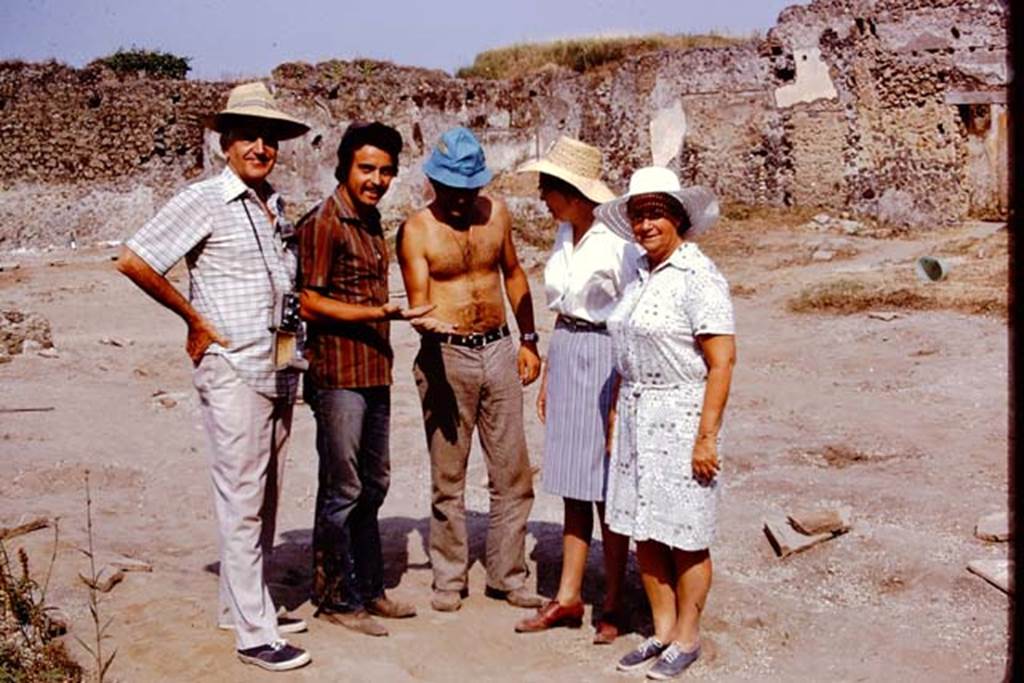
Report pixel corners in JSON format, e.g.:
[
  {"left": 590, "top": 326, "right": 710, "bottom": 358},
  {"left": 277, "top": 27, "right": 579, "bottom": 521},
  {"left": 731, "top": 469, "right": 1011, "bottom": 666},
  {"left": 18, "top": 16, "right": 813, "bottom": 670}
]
[{"left": 0, "top": 214, "right": 1010, "bottom": 681}]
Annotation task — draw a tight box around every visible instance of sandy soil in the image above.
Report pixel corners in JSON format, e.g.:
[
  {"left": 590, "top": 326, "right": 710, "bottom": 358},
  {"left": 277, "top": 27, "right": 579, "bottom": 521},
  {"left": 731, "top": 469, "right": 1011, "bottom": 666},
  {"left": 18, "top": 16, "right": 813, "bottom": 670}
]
[{"left": 0, "top": 217, "right": 1009, "bottom": 682}]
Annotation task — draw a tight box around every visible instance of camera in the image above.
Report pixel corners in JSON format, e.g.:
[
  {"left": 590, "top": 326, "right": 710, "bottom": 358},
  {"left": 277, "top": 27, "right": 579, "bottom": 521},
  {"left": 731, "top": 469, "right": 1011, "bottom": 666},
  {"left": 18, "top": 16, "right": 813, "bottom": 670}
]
[
  {"left": 270, "top": 292, "right": 301, "bottom": 333},
  {"left": 270, "top": 292, "right": 308, "bottom": 371}
]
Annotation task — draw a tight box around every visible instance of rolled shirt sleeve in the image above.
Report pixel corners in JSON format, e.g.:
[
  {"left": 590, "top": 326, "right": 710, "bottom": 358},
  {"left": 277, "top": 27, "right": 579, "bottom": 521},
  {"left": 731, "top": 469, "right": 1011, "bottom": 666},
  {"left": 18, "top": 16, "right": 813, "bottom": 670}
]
[{"left": 125, "top": 187, "right": 212, "bottom": 275}]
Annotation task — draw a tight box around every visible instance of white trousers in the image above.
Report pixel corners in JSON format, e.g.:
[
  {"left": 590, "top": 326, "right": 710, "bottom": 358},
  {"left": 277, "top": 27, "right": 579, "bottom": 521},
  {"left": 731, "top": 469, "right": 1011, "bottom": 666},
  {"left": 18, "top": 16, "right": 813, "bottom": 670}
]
[{"left": 193, "top": 354, "right": 293, "bottom": 649}]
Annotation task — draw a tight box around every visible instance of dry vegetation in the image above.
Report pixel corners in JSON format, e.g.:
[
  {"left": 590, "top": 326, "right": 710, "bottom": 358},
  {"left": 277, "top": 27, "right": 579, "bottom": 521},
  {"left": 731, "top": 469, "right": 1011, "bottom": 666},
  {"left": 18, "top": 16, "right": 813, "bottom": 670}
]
[
  {"left": 1, "top": 531, "right": 82, "bottom": 682},
  {"left": 456, "top": 33, "right": 742, "bottom": 80},
  {"left": 786, "top": 228, "right": 1007, "bottom": 318}
]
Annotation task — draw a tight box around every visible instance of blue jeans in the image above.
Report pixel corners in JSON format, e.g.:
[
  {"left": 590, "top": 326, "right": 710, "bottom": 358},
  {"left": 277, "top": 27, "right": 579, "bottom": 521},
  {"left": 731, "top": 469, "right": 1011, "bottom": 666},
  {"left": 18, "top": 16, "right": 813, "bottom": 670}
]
[{"left": 309, "top": 385, "right": 390, "bottom": 612}]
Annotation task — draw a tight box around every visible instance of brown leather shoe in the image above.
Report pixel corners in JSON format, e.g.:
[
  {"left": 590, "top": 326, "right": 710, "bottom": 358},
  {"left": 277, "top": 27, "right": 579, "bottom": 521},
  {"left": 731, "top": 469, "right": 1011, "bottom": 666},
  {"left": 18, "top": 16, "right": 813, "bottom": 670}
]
[
  {"left": 366, "top": 595, "right": 417, "bottom": 619},
  {"left": 430, "top": 590, "right": 463, "bottom": 613},
  {"left": 593, "top": 619, "right": 620, "bottom": 644},
  {"left": 514, "top": 600, "right": 585, "bottom": 633},
  {"left": 485, "top": 585, "right": 545, "bottom": 609},
  {"left": 315, "top": 608, "right": 388, "bottom": 637},
  {"left": 593, "top": 609, "right": 628, "bottom": 644}
]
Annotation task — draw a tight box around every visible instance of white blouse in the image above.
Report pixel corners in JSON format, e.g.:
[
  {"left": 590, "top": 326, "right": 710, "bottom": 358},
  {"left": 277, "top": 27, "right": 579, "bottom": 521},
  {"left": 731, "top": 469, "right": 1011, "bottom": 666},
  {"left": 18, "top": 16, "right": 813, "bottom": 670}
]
[{"left": 543, "top": 221, "right": 641, "bottom": 323}]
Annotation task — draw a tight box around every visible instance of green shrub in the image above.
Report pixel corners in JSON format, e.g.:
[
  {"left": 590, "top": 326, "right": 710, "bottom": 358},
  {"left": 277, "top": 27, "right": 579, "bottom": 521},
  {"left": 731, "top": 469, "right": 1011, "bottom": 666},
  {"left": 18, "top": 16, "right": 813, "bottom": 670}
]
[{"left": 91, "top": 47, "right": 191, "bottom": 79}]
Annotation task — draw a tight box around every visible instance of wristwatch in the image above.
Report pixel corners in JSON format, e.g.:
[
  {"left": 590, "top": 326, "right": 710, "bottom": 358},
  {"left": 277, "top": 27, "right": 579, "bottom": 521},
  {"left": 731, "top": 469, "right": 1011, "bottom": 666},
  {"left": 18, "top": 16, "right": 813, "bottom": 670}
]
[{"left": 519, "top": 332, "right": 539, "bottom": 343}]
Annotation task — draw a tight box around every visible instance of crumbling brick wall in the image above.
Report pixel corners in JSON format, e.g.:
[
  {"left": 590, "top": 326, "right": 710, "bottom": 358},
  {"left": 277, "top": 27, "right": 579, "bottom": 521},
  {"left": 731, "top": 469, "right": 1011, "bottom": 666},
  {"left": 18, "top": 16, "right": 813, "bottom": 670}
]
[{"left": 0, "top": 0, "right": 1007, "bottom": 249}]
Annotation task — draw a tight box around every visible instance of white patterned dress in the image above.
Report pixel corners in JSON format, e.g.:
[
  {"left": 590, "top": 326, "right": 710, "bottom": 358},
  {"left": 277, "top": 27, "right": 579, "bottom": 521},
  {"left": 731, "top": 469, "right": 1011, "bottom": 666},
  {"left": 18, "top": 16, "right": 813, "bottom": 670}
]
[{"left": 605, "top": 242, "right": 735, "bottom": 550}]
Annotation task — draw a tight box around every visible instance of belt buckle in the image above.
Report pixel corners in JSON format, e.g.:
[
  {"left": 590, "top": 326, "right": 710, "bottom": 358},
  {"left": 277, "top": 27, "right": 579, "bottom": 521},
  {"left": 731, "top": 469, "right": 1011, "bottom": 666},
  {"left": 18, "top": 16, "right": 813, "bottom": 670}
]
[{"left": 467, "top": 332, "right": 486, "bottom": 348}]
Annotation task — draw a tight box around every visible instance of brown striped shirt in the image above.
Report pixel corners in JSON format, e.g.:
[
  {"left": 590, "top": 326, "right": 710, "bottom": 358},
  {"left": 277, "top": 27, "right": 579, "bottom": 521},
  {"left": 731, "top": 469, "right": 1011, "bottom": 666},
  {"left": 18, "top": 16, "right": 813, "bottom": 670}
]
[{"left": 297, "top": 187, "right": 391, "bottom": 388}]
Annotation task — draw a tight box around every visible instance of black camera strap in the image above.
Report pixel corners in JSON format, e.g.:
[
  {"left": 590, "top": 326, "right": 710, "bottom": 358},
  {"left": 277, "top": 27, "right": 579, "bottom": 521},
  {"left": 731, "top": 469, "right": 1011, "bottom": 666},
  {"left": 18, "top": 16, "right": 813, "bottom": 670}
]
[{"left": 241, "top": 197, "right": 280, "bottom": 299}]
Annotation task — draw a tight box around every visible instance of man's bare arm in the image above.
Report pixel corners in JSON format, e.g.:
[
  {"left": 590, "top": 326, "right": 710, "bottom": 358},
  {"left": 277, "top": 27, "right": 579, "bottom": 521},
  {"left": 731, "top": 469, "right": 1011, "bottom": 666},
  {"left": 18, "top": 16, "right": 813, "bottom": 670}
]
[
  {"left": 397, "top": 218, "right": 431, "bottom": 308},
  {"left": 116, "top": 245, "right": 228, "bottom": 363},
  {"left": 397, "top": 218, "right": 455, "bottom": 334},
  {"left": 495, "top": 200, "right": 540, "bottom": 385},
  {"left": 299, "top": 290, "right": 433, "bottom": 324}
]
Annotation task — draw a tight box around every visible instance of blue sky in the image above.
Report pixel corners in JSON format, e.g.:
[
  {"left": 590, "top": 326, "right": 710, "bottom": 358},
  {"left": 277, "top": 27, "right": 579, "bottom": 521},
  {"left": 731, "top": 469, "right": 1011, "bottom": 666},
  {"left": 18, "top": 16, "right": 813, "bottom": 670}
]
[{"left": 1, "top": 0, "right": 809, "bottom": 79}]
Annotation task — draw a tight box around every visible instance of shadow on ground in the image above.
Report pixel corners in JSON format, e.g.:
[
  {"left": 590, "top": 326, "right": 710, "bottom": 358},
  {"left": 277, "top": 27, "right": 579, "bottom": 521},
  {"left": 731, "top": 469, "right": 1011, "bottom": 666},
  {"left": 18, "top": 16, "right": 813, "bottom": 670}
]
[{"left": 202, "top": 511, "right": 650, "bottom": 634}]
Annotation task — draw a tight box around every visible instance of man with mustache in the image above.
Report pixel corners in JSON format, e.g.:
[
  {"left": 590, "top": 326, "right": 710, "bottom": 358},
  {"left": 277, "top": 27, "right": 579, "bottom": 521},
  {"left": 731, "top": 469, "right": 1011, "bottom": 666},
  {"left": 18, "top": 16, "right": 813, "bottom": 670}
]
[
  {"left": 398, "top": 127, "right": 543, "bottom": 613},
  {"left": 117, "top": 82, "right": 311, "bottom": 671},
  {"left": 296, "top": 121, "right": 427, "bottom": 636}
]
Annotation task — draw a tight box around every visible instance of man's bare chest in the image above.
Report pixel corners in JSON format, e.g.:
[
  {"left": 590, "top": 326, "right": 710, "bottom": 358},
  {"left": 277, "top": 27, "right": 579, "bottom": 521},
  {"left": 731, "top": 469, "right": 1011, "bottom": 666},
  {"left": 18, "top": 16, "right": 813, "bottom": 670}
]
[{"left": 426, "top": 224, "right": 503, "bottom": 279}]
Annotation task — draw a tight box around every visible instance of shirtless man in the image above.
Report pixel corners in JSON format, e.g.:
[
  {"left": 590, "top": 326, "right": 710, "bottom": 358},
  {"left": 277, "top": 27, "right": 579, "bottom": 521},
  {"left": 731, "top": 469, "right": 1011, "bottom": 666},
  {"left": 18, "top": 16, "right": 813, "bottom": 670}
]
[{"left": 397, "top": 127, "right": 543, "bottom": 613}]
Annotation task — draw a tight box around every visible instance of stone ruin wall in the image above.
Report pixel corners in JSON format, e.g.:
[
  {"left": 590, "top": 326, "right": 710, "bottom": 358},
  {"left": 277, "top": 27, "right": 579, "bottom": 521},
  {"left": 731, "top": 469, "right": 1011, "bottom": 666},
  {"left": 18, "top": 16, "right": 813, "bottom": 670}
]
[{"left": 0, "top": 0, "right": 1008, "bottom": 250}]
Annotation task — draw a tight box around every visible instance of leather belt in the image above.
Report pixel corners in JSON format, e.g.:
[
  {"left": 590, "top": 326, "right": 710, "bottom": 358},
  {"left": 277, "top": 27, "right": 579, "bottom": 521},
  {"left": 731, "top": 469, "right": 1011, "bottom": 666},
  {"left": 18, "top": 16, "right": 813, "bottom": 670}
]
[
  {"left": 424, "top": 324, "right": 510, "bottom": 349},
  {"left": 556, "top": 314, "right": 607, "bottom": 332}
]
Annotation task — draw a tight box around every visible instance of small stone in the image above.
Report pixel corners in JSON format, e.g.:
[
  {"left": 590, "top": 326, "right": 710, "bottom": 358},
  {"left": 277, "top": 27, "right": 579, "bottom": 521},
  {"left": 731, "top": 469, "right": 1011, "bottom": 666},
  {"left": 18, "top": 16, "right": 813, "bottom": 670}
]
[
  {"left": 811, "top": 249, "right": 836, "bottom": 262},
  {"left": 109, "top": 555, "right": 153, "bottom": 573},
  {"left": 21, "top": 339, "right": 43, "bottom": 353},
  {"left": 867, "top": 311, "right": 903, "bottom": 321},
  {"left": 0, "top": 262, "right": 20, "bottom": 272},
  {"left": 158, "top": 397, "right": 178, "bottom": 409},
  {"left": 37, "top": 348, "right": 59, "bottom": 359},
  {"left": 837, "top": 219, "right": 864, "bottom": 235},
  {"left": 99, "top": 336, "right": 132, "bottom": 347},
  {"left": 787, "top": 507, "right": 852, "bottom": 535},
  {"left": 975, "top": 511, "right": 1010, "bottom": 542},
  {"left": 811, "top": 213, "right": 831, "bottom": 225}
]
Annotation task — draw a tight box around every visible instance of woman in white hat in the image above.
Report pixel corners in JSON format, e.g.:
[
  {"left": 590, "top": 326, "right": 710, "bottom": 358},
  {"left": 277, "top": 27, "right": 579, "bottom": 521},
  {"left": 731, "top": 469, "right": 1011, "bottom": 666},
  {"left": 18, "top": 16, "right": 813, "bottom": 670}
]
[
  {"left": 598, "top": 167, "right": 736, "bottom": 679},
  {"left": 512, "top": 137, "right": 638, "bottom": 643}
]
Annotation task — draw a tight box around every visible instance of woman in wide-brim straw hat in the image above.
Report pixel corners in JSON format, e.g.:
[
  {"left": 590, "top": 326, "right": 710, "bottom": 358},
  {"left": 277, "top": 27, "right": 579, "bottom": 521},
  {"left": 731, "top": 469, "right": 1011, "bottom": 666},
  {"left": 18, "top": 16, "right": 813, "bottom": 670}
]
[
  {"left": 598, "top": 167, "right": 736, "bottom": 679},
  {"left": 512, "top": 136, "right": 638, "bottom": 643}
]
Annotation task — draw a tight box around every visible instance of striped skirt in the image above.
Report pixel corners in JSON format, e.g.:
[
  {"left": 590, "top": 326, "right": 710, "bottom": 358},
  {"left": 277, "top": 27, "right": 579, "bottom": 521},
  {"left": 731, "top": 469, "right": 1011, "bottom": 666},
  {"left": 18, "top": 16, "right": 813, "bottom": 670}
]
[{"left": 541, "top": 321, "right": 617, "bottom": 501}]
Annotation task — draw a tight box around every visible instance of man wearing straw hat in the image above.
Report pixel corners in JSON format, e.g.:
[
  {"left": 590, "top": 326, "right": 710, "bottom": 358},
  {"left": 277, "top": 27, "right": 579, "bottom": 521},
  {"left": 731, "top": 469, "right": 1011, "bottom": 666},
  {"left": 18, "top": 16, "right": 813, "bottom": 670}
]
[
  {"left": 117, "top": 82, "right": 312, "bottom": 671},
  {"left": 397, "top": 126, "right": 543, "bottom": 613}
]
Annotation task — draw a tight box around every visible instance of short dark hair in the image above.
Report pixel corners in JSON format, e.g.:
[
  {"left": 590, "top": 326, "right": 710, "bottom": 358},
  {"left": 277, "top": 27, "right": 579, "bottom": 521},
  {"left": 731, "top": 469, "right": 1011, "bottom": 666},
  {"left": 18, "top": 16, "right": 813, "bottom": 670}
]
[
  {"left": 626, "top": 193, "right": 691, "bottom": 236},
  {"left": 538, "top": 172, "right": 590, "bottom": 205},
  {"left": 335, "top": 121, "right": 403, "bottom": 183}
]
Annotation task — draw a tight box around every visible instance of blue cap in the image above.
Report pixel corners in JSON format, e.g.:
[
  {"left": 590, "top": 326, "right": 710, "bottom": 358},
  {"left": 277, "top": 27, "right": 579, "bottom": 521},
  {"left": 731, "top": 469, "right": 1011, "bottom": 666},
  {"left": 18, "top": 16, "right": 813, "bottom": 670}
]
[{"left": 422, "top": 127, "right": 493, "bottom": 189}]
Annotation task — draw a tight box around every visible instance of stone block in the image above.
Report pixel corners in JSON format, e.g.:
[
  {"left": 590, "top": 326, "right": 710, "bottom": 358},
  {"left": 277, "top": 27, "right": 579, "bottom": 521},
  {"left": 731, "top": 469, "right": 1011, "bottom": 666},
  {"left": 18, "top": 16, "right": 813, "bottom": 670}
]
[
  {"left": 974, "top": 511, "right": 1010, "bottom": 542},
  {"left": 763, "top": 512, "right": 850, "bottom": 559},
  {"left": 966, "top": 559, "right": 1013, "bottom": 594}
]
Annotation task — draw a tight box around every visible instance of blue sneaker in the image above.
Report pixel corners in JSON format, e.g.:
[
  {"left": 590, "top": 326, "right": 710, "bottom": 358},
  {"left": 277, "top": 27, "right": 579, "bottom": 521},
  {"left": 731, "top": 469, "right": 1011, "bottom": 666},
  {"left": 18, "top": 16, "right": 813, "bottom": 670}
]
[
  {"left": 237, "top": 640, "right": 311, "bottom": 672},
  {"left": 646, "top": 642, "right": 701, "bottom": 679},
  {"left": 617, "top": 636, "right": 667, "bottom": 671}
]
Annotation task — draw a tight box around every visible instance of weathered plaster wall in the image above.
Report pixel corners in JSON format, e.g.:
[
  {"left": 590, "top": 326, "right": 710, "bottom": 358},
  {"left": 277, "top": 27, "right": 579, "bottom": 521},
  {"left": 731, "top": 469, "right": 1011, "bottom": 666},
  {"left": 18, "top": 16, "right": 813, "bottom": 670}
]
[{"left": 0, "top": 0, "right": 1008, "bottom": 249}]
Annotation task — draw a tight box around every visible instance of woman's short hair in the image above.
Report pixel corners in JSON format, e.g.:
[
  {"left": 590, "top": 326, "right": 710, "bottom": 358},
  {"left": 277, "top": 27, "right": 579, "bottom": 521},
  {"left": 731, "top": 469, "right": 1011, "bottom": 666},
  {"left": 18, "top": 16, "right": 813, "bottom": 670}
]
[
  {"left": 539, "top": 172, "right": 592, "bottom": 205},
  {"left": 335, "top": 121, "right": 403, "bottom": 183},
  {"left": 626, "top": 193, "right": 692, "bottom": 236}
]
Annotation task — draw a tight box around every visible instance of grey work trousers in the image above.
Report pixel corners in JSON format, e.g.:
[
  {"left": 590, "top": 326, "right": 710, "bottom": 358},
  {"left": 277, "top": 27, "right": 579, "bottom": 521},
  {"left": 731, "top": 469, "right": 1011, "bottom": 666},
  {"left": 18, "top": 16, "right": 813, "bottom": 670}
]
[{"left": 413, "top": 336, "right": 535, "bottom": 594}]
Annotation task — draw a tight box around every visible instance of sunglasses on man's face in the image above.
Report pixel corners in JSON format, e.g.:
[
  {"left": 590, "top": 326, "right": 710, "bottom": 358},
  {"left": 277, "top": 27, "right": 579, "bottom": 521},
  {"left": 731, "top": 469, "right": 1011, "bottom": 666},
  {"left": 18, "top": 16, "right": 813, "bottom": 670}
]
[{"left": 232, "top": 126, "right": 281, "bottom": 146}]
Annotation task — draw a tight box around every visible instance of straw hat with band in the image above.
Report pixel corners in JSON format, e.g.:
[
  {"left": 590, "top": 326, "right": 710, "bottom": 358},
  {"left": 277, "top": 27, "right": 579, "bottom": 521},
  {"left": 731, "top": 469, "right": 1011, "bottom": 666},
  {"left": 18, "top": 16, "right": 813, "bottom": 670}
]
[
  {"left": 595, "top": 166, "right": 719, "bottom": 241},
  {"left": 205, "top": 81, "right": 310, "bottom": 141},
  {"left": 516, "top": 136, "right": 616, "bottom": 204}
]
